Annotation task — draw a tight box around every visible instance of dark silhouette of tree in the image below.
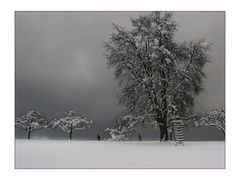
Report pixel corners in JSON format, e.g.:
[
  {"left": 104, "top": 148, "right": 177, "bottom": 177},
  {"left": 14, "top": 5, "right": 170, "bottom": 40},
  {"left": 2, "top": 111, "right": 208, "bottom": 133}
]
[
  {"left": 104, "top": 11, "right": 210, "bottom": 141},
  {"left": 138, "top": 134, "right": 142, "bottom": 141},
  {"left": 96, "top": 134, "right": 101, "bottom": 141}
]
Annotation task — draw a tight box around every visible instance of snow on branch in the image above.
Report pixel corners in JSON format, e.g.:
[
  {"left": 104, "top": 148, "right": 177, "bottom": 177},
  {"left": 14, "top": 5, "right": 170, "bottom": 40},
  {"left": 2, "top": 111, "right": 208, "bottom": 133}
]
[
  {"left": 105, "top": 114, "right": 153, "bottom": 141},
  {"left": 49, "top": 110, "right": 93, "bottom": 134},
  {"left": 15, "top": 110, "right": 48, "bottom": 131},
  {"left": 195, "top": 107, "right": 225, "bottom": 134},
  {"left": 185, "top": 107, "right": 225, "bottom": 134},
  {"left": 104, "top": 12, "right": 211, "bottom": 141}
]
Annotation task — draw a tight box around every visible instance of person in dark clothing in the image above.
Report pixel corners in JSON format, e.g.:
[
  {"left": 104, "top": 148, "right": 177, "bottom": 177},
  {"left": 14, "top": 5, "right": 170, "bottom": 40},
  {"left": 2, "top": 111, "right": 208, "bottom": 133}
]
[
  {"left": 138, "top": 134, "right": 142, "bottom": 141},
  {"left": 96, "top": 134, "right": 101, "bottom": 141}
]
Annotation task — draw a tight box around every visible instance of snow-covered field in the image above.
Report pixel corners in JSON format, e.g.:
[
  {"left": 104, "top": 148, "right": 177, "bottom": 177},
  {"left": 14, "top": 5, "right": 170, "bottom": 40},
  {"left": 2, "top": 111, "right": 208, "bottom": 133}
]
[{"left": 15, "top": 140, "right": 224, "bottom": 168}]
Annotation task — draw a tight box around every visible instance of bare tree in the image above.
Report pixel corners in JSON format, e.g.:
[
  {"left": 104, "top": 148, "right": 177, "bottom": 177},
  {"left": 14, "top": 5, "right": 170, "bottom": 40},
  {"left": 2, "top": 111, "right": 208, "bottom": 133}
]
[
  {"left": 50, "top": 110, "right": 93, "bottom": 140},
  {"left": 104, "top": 11, "right": 210, "bottom": 141},
  {"left": 193, "top": 107, "right": 225, "bottom": 134},
  {"left": 15, "top": 110, "right": 48, "bottom": 139}
]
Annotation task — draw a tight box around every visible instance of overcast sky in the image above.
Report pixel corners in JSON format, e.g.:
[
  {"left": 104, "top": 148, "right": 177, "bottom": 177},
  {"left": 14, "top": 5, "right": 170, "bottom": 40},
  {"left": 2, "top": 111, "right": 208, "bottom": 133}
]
[{"left": 15, "top": 12, "right": 225, "bottom": 140}]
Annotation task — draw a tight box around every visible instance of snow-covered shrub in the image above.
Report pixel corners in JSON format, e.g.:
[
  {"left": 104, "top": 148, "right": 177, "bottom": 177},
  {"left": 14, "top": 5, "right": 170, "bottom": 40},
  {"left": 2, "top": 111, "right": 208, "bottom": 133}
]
[{"left": 105, "top": 114, "right": 142, "bottom": 141}]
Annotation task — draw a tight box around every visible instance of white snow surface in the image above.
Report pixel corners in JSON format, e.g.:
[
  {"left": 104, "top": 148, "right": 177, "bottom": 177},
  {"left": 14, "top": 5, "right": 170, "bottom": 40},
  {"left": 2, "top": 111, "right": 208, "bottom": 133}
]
[{"left": 15, "top": 140, "right": 224, "bottom": 168}]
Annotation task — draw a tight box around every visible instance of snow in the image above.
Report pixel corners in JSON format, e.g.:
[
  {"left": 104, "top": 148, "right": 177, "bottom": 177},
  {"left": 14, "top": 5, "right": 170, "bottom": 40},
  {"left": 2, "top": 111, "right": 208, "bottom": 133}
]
[{"left": 15, "top": 140, "right": 224, "bottom": 168}]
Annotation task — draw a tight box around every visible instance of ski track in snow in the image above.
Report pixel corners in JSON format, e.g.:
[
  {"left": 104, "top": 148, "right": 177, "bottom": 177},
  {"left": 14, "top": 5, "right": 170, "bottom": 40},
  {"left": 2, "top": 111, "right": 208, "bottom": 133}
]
[{"left": 15, "top": 140, "right": 224, "bottom": 168}]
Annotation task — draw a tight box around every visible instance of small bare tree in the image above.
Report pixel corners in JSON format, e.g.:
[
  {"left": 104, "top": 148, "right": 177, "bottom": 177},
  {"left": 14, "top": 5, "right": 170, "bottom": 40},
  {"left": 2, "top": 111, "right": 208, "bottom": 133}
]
[
  {"left": 50, "top": 110, "right": 93, "bottom": 140},
  {"left": 193, "top": 107, "right": 225, "bottom": 134},
  {"left": 15, "top": 110, "right": 48, "bottom": 139}
]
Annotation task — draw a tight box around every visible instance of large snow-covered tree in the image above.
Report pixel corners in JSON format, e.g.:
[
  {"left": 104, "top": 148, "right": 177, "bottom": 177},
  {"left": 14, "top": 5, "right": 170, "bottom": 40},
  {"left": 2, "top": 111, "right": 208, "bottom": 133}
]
[
  {"left": 50, "top": 110, "right": 93, "bottom": 140},
  {"left": 104, "top": 11, "right": 210, "bottom": 141},
  {"left": 15, "top": 110, "right": 48, "bottom": 139}
]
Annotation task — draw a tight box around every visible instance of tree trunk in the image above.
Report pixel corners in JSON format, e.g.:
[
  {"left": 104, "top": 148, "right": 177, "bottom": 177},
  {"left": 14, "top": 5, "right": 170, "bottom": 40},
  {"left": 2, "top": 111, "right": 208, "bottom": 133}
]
[
  {"left": 158, "top": 125, "right": 161, "bottom": 141},
  {"left": 158, "top": 123, "right": 169, "bottom": 141},
  {"left": 169, "top": 124, "right": 174, "bottom": 141},
  {"left": 69, "top": 126, "right": 73, "bottom": 140},
  {"left": 159, "top": 121, "right": 169, "bottom": 141},
  {"left": 69, "top": 131, "right": 72, "bottom": 140},
  {"left": 156, "top": 109, "right": 169, "bottom": 141},
  {"left": 169, "top": 132, "right": 173, "bottom": 141},
  {"left": 27, "top": 130, "right": 31, "bottom": 140},
  {"left": 160, "top": 108, "right": 169, "bottom": 141},
  {"left": 171, "top": 125, "right": 175, "bottom": 141}
]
